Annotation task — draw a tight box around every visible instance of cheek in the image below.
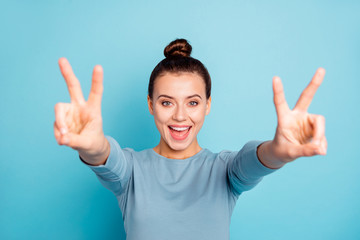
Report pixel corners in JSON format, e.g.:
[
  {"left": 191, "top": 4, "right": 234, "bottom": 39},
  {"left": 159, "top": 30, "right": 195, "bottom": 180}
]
[
  {"left": 153, "top": 107, "right": 172, "bottom": 125},
  {"left": 188, "top": 108, "right": 207, "bottom": 124}
]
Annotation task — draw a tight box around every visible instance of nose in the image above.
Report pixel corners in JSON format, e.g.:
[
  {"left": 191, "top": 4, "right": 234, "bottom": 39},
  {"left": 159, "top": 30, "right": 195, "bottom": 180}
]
[{"left": 173, "top": 105, "right": 186, "bottom": 122}]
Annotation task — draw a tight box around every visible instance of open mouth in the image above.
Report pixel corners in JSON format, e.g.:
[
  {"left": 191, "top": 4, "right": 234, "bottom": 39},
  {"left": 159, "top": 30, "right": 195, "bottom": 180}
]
[{"left": 168, "top": 125, "right": 192, "bottom": 141}]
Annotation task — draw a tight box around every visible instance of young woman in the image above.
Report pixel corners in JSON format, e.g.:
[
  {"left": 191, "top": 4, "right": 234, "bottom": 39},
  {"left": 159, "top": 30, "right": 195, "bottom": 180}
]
[{"left": 54, "top": 39, "right": 327, "bottom": 240}]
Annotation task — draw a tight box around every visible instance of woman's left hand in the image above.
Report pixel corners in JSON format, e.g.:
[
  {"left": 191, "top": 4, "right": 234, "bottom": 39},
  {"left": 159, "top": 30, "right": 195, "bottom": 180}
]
[{"left": 257, "top": 68, "right": 327, "bottom": 169}]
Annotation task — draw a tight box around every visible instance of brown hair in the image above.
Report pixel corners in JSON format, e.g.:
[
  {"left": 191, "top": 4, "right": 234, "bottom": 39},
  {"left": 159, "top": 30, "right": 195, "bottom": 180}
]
[{"left": 148, "top": 39, "right": 211, "bottom": 99}]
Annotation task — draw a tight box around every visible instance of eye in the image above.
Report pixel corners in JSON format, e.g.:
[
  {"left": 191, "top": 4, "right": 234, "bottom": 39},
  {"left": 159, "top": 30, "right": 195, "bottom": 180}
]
[
  {"left": 189, "top": 101, "right": 198, "bottom": 106},
  {"left": 161, "top": 101, "right": 172, "bottom": 106}
]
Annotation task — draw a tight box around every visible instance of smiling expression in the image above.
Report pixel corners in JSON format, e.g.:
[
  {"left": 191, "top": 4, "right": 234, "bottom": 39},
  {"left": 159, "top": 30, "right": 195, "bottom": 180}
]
[{"left": 148, "top": 72, "right": 211, "bottom": 158}]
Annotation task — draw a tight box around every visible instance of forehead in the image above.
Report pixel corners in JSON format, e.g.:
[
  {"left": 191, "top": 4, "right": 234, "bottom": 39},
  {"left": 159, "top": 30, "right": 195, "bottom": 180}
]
[{"left": 153, "top": 72, "right": 206, "bottom": 98}]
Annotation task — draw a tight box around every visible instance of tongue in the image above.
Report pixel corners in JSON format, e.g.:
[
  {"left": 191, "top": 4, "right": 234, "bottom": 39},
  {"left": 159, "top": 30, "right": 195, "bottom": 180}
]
[{"left": 170, "top": 128, "right": 189, "bottom": 136}]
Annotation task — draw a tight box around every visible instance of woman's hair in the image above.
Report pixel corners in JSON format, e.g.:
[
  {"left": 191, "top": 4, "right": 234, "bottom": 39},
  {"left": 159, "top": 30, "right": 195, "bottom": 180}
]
[{"left": 148, "top": 39, "right": 211, "bottom": 99}]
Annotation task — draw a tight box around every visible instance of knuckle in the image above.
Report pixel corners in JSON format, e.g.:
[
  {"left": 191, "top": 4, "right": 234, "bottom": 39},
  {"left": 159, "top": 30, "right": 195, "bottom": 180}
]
[
  {"left": 319, "top": 115, "right": 325, "bottom": 123},
  {"left": 314, "top": 114, "right": 325, "bottom": 124},
  {"left": 54, "top": 102, "right": 64, "bottom": 112}
]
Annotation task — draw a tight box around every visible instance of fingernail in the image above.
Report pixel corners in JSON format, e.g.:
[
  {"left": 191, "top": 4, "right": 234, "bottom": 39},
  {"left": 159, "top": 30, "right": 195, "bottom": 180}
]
[
  {"left": 318, "top": 147, "right": 326, "bottom": 155},
  {"left": 322, "top": 147, "right": 327, "bottom": 155},
  {"left": 313, "top": 140, "right": 321, "bottom": 146},
  {"left": 60, "top": 128, "right": 68, "bottom": 135}
]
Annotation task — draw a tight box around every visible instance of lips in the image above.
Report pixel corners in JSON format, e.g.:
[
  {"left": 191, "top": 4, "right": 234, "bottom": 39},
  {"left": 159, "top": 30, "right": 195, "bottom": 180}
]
[{"left": 168, "top": 125, "right": 192, "bottom": 141}]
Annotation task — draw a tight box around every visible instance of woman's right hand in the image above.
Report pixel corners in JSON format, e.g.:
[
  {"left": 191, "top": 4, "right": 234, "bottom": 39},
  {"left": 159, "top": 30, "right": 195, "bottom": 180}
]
[{"left": 54, "top": 58, "right": 110, "bottom": 165}]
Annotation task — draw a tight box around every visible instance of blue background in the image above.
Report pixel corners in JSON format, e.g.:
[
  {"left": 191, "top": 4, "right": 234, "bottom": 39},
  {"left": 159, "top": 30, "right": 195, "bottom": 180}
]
[{"left": 1, "top": 0, "right": 359, "bottom": 239}]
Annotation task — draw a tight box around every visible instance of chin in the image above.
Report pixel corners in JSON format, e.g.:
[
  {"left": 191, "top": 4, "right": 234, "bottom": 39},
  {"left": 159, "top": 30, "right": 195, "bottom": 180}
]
[
  {"left": 167, "top": 141, "right": 192, "bottom": 151},
  {"left": 162, "top": 134, "right": 196, "bottom": 152}
]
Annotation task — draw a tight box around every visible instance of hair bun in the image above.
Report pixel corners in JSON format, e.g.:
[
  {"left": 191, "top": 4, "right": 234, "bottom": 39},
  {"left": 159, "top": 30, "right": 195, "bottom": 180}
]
[{"left": 164, "top": 39, "right": 192, "bottom": 58}]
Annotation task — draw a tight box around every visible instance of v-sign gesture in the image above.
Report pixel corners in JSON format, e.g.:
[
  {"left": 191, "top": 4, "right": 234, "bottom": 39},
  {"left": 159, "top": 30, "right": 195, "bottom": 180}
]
[
  {"left": 258, "top": 68, "right": 327, "bottom": 169},
  {"left": 54, "top": 58, "right": 110, "bottom": 165}
]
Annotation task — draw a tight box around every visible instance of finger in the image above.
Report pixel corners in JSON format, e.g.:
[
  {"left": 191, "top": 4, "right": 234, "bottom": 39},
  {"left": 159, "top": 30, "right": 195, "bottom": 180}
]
[
  {"left": 58, "top": 58, "right": 85, "bottom": 104},
  {"left": 293, "top": 136, "right": 327, "bottom": 158},
  {"left": 54, "top": 121, "right": 61, "bottom": 144},
  {"left": 320, "top": 136, "right": 328, "bottom": 155},
  {"left": 54, "top": 121, "right": 70, "bottom": 145},
  {"left": 54, "top": 102, "right": 70, "bottom": 134},
  {"left": 273, "top": 76, "right": 290, "bottom": 119},
  {"left": 88, "top": 65, "right": 104, "bottom": 107},
  {"left": 294, "top": 68, "right": 325, "bottom": 112},
  {"left": 309, "top": 114, "right": 325, "bottom": 145}
]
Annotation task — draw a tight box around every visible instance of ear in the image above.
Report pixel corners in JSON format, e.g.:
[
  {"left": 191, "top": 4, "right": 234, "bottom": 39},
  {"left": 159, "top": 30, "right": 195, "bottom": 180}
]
[
  {"left": 205, "top": 96, "right": 211, "bottom": 115},
  {"left": 147, "top": 95, "right": 154, "bottom": 115}
]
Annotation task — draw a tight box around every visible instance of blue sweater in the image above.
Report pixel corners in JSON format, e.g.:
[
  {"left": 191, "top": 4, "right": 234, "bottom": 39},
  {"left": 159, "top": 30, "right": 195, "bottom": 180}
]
[{"left": 82, "top": 136, "right": 277, "bottom": 240}]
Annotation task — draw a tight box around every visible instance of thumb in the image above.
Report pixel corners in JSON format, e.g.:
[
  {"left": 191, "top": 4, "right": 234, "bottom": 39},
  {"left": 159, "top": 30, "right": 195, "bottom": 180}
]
[
  {"left": 62, "top": 132, "right": 91, "bottom": 151},
  {"left": 296, "top": 142, "right": 324, "bottom": 157},
  {"left": 309, "top": 114, "right": 326, "bottom": 145}
]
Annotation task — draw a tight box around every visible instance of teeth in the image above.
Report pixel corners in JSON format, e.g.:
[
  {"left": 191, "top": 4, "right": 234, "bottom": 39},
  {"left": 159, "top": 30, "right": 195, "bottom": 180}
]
[{"left": 170, "top": 126, "right": 190, "bottom": 131}]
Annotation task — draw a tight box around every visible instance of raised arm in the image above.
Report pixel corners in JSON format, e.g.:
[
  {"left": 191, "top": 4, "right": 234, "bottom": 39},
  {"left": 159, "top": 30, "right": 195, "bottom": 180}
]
[
  {"left": 257, "top": 68, "right": 327, "bottom": 169},
  {"left": 54, "top": 58, "right": 110, "bottom": 166}
]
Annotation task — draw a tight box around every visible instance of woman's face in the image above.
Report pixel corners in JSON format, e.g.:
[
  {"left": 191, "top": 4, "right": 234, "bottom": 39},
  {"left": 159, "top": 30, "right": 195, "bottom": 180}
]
[{"left": 148, "top": 72, "right": 211, "bottom": 154}]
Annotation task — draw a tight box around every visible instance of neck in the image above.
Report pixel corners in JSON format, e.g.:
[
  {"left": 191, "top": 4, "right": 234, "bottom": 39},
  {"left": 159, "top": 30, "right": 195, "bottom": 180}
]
[{"left": 153, "top": 138, "right": 202, "bottom": 159}]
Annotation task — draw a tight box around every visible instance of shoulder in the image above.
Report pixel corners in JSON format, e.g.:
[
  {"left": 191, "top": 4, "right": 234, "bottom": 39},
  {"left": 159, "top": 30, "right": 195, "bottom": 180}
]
[
  {"left": 122, "top": 147, "right": 155, "bottom": 162},
  {"left": 212, "top": 149, "right": 238, "bottom": 163},
  {"left": 201, "top": 149, "right": 239, "bottom": 165}
]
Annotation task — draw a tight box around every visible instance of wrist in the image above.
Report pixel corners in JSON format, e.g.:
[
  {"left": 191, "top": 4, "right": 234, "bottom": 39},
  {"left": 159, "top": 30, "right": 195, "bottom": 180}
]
[
  {"left": 257, "top": 141, "right": 286, "bottom": 169},
  {"left": 78, "top": 136, "right": 110, "bottom": 166}
]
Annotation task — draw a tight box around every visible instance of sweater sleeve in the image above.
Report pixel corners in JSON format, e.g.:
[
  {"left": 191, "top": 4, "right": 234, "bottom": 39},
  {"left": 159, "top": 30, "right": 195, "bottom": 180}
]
[
  {"left": 79, "top": 136, "right": 133, "bottom": 197},
  {"left": 227, "top": 140, "right": 278, "bottom": 197}
]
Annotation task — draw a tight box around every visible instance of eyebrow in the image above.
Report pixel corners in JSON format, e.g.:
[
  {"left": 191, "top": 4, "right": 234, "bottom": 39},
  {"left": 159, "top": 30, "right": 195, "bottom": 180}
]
[{"left": 157, "top": 94, "right": 202, "bottom": 100}]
